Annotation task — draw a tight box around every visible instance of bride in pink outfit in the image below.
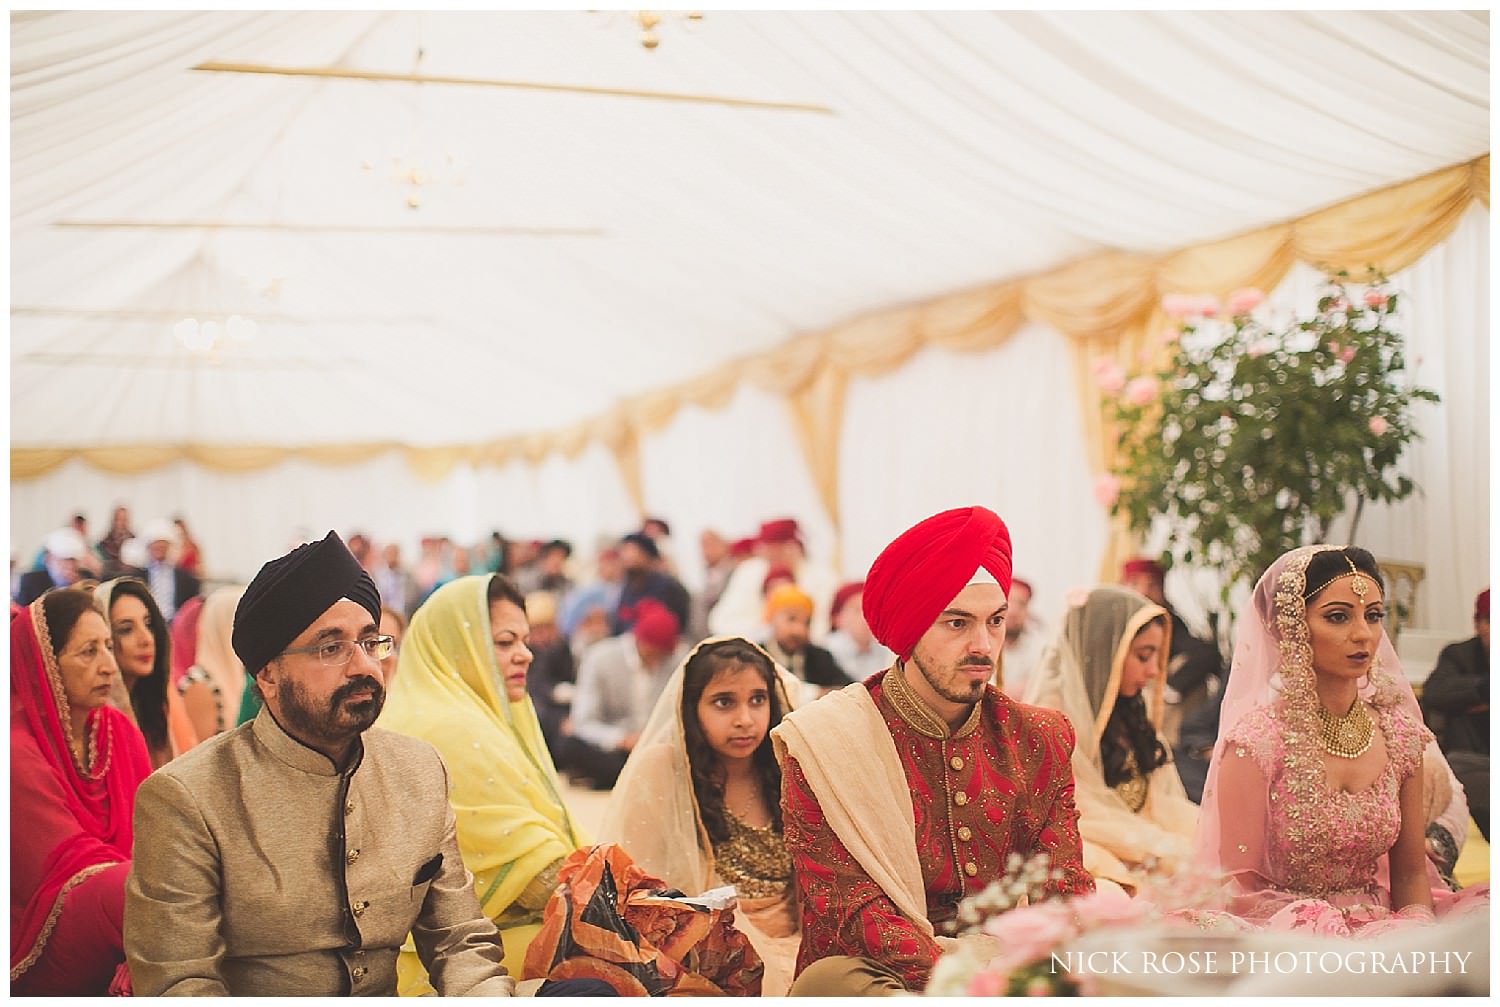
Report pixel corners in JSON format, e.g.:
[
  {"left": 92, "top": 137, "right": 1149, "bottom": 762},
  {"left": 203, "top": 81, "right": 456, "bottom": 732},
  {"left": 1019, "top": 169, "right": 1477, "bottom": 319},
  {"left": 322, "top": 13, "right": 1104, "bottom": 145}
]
[{"left": 1190, "top": 545, "right": 1487, "bottom": 935}]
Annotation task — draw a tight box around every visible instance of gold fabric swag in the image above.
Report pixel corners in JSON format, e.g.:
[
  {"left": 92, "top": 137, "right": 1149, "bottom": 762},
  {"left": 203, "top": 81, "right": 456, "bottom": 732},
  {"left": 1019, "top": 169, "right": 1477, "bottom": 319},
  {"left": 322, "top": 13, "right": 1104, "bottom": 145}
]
[{"left": 14, "top": 155, "right": 1489, "bottom": 567}]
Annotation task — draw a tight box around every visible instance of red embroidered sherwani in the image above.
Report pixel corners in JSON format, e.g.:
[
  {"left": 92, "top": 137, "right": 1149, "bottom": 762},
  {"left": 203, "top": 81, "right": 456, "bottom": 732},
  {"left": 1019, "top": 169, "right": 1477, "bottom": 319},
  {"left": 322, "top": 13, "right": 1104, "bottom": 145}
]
[{"left": 781, "top": 669, "right": 1092, "bottom": 989}]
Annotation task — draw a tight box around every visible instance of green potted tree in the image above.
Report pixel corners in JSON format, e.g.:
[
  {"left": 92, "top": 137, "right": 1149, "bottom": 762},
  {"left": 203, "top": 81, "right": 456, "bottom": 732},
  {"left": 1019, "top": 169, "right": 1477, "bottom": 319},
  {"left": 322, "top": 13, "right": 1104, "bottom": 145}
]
[{"left": 1096, "top": 268, "right": 1439, "bottom": 609}]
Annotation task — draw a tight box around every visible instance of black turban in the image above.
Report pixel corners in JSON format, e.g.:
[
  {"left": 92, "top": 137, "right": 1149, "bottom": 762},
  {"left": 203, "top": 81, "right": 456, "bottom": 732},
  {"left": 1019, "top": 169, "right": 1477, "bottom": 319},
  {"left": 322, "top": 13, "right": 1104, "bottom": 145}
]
[{"left": 233, "top": 531, "right": 382, "bottom": 676}]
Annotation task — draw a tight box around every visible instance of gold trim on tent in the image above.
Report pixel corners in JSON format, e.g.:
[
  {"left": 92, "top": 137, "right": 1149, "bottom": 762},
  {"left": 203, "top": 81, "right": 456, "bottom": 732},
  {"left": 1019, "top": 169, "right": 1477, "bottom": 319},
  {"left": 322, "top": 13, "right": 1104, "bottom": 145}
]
[
  {"left": 14, "top": 155, "right": 1489, "bottom": 548},
  {"left": 191, "top": 61, "right": 835, "bottom": 115}
]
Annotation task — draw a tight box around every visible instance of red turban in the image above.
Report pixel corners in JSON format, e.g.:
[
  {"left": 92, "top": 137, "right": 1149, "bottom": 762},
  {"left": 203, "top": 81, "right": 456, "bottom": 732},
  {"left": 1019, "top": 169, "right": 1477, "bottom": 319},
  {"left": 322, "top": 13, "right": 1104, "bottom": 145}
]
[
  {"left": 862, "top": 506, "right": 1013, "bottom": 660},
  {"left": 829, "top": 581, "right": 864, "bottom": 621},
  {"left": 1121, "top": 557, "right": 1164, "bottom": 581},
  {"left": 630, "top": 599, "right": 680, "bottom": 652}
]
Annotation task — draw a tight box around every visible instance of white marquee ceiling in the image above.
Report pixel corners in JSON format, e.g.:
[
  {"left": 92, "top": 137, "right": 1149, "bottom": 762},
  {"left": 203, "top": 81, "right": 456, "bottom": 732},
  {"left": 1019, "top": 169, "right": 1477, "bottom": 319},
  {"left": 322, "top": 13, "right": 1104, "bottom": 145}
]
[{"left": 10, "top": 10, "right": 1489, "bottom": 452}]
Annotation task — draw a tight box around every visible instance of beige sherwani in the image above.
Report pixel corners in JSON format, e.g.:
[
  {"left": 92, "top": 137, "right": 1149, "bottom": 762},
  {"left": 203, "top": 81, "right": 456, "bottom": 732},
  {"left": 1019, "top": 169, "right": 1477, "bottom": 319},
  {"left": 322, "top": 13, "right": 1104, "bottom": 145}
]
[{"left": 124, "top": 708, "right": 515, "bottom": 996}]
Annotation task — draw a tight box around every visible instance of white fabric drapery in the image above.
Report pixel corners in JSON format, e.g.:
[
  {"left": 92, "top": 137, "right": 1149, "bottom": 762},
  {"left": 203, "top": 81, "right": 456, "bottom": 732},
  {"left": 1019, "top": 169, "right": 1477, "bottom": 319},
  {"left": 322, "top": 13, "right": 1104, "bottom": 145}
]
[
  {"left": 11, "top": 12, "right": 1489, "bottom": 455},
  {"left": 1146, "top": 206, "right": 1489, "bottom": 644},
  {"left": 9, "top": 13, "right": 1488, "bottom": 644}
]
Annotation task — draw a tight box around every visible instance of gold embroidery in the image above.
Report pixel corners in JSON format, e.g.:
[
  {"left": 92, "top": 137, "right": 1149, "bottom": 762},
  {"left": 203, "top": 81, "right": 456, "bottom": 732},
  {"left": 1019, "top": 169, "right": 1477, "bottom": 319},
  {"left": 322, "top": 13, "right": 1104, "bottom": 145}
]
[
  {"left": 11, "top": 862, "right": 119, "bottom": 981},
  {"left": 717, "top": 811, "right": 791, "bottom": 901},
  {"left": 883, "top": 662, "right": 984, "bottom": 739},
  {"left": 1113, "top": 746, "right": 1148, "bottom": 813}
]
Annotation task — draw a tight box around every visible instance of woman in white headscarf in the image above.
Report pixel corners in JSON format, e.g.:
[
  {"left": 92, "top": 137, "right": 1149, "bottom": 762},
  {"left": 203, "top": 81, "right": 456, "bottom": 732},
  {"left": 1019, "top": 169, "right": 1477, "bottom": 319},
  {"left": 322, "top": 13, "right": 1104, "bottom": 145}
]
[
  {"left": 1023, "top": 585, "right": 1198, "bottom": 889},
  {"left": 176, "top": 586, "right": 246, "bottom": 741},
  {"left": 599, "top": 636, "right": 802, "bottom": 994}
]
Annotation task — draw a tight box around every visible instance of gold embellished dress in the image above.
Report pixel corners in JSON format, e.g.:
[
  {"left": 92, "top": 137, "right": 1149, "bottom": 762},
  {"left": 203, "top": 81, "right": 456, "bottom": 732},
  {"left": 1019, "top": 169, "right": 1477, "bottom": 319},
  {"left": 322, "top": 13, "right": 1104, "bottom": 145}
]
[
  {"left": 778, "top": 667, "right": 1093, "bottom": 990},
  {"left": 598, "top": 638, "right": 804, "bottom": 994}
]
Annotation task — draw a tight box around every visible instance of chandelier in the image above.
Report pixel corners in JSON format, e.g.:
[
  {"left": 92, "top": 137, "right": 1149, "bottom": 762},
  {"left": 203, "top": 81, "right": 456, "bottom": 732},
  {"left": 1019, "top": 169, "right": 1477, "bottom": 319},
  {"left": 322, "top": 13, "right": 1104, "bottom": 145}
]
[{"left": 621, "top": 11, "right": 703, "bottom": 50}]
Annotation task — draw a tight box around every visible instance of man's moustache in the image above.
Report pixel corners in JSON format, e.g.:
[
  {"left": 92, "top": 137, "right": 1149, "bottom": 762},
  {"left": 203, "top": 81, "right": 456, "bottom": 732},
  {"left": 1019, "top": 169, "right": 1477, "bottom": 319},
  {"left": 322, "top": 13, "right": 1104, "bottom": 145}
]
[{"left": 332, "top": 676, "right": 384, "bottom": 705}]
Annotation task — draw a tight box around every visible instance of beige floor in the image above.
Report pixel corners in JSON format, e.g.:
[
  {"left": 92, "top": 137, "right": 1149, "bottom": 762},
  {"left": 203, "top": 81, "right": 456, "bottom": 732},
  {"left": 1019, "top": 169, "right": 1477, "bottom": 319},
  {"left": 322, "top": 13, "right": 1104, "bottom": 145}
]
[
  {"left": 1454, "top": 818, "right": 1490, "bottom": 888},
  {"left": 558, "top": 777, "right": 614, "bottom": 839}
]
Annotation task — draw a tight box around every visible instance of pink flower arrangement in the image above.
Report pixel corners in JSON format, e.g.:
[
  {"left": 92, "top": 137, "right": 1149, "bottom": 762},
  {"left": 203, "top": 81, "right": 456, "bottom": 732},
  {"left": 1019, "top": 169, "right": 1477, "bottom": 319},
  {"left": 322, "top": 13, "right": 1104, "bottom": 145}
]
[
  {"left": 1096, "top": 363, "right": 1127, "bottom": 395},
  {"left": 1339, "top": 346, "right": 1356, "bottom": 364},
  {"left": 1070, "top": 886, "right": 1150, "bottom": 928},
  {"left": 1161, "top": 293, "right": 1197, "bottom": 320},
  {"left": 983, "top": 901, "right": 1074, "bottom": 968},
  {"left": 1226, "top": 287, "right": 1265, "bottom": 315},
  {"left": 1364, "top": 289, "right": 1389, "bottom": 308},
  {"left": 1092, "top": 474, "right": 1121, "bottom": 508},
  {"left": 1368, "top": 416, "right": 1389, "bottom": 436},
  {"left": 1123, "top": 375, "right": 1160, "bottom": 406},
  {"left": 967, "top": 971, "right": 1005, "bottom": 997},
  {"left": 1161, "top": 292, "right": 1221, "bottom": 320}
]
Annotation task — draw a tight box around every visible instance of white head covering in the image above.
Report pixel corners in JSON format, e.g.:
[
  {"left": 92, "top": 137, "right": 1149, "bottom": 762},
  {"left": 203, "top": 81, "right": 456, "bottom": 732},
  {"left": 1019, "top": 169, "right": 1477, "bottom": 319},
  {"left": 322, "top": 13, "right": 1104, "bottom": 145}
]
[
  {"left": 598, "top": 635, "right": 799, "bottom": 895},
  {"left": 44, "top": 528, "right": 86, "bottom": 560}
]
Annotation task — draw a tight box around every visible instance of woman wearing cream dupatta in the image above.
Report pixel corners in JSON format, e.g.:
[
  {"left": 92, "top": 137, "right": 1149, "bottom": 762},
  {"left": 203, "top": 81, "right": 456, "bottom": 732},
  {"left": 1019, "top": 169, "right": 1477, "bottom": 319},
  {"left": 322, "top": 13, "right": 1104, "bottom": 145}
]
[
  {"left": 378, "top": 574, "right": 584, "bottom": 991},
  {"left": 1023, "top": 585, "right": 1198, "bottom": 889},
  {"left": 599, "top": 636, "right": 803, "bottom": 994}
]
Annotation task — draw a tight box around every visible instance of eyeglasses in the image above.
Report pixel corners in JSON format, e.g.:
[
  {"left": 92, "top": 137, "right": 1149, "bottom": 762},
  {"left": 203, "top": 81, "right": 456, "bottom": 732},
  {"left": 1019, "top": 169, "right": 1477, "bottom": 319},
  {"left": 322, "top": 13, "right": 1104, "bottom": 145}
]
[{"left": 279, "top": 635, "right": 396, "bottom": 667}]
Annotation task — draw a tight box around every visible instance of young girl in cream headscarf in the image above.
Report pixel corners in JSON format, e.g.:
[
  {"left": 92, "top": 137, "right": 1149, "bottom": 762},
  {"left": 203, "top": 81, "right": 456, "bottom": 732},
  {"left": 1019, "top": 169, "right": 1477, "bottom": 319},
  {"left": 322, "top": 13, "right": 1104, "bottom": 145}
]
[{"left": 599, "top": 636, "right": 802, "bottom": 995}]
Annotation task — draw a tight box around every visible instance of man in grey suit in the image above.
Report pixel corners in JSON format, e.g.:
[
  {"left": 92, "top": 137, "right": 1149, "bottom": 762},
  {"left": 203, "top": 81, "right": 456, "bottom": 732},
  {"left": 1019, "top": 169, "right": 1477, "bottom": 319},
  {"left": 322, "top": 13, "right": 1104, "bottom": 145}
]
[
  {"left": 124, "top": 531, "right": 518, "bottom": 996},
  {"left": 561, "top": 598, "right": 687, "bottom": 789}
]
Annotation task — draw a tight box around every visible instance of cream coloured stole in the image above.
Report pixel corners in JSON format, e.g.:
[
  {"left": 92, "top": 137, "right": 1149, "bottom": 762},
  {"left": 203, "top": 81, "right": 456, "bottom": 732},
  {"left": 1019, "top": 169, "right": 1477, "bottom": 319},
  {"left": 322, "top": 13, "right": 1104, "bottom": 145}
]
[{"left": 770, "top": 679, "right": 963, "bottom": 952}]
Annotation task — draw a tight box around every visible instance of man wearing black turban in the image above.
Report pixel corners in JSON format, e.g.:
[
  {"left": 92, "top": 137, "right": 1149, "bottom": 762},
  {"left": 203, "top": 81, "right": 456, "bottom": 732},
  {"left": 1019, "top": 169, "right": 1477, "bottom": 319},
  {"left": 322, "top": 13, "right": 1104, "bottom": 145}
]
[{"left": 123, "top": 532, "right": 518, "bottom": 997}]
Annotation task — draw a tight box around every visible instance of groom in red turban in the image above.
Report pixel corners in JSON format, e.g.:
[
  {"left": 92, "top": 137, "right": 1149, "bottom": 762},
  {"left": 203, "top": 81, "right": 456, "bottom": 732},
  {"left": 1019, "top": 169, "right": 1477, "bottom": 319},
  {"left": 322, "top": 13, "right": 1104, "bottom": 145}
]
[{"left": 772, "top": 506, "right": 1092, "bottom": 996}]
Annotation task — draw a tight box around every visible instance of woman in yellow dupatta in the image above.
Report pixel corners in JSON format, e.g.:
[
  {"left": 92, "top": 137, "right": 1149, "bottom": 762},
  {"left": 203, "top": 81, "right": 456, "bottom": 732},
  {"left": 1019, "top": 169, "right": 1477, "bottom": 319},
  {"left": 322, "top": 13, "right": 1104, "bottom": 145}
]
[{"left": 378, "top": 574, "right": 585, "bottom": 991}]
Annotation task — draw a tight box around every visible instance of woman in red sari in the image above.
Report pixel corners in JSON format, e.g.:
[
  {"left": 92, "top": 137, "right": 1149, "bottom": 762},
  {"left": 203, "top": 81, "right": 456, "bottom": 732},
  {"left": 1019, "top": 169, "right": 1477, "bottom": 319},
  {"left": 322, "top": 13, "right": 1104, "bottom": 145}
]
[{"left": 11, "top": 588, "right": 152, "bottom": 994}]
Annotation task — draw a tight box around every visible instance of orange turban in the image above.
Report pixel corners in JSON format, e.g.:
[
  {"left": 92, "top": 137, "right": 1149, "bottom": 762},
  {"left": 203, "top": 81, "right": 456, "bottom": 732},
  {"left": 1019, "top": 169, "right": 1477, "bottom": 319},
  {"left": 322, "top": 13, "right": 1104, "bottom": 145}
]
[
  {"left": 763, "top": 583, "right": 814, "bottom": 622},
  {"left": 862, "top": 506, "right": 1013, "bottom": 660}
]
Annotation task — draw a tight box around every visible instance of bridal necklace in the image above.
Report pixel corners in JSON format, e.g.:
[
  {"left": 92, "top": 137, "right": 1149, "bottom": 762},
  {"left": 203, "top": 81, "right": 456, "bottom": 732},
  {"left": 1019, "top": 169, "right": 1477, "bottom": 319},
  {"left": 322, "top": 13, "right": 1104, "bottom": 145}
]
[{"left": 1317, "top": 697, "right": 1373, "bottom": 758}]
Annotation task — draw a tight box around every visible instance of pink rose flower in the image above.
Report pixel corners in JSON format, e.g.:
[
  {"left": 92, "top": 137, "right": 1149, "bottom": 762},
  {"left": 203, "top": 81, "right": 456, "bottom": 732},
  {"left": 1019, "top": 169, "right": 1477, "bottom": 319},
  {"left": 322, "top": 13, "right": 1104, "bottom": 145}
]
[
  {"left": 1339, "top": 347, "right": 1356, "bottom": 364},
  {"left": 1326, "top": 340, "right": 1341, "bottom": 356},
  {"left": 1071, "top": 886, "right": 1148, "bottom": 928},
  {"left": 1226, "top": 287, "right": 1265, "bottom": 314},
  {"left": 1363, "top": 289, "right": 1389, "bottom": 308},
  {"left": 1161, "top": 293, "right": 1196, "bottom": 320},
  {"left": 1124, "top": 375, "right": 1160, "bottom": 407},
  {"left": 983, "top": 904, "right": 1075, "bottom": 968},
  {"left": 1090, "top": 355, "right": 1117, "bottom": 377},
  {"left": 1368, "top": 416, "right": 1389, "bottom": 436},
  {"left": 1096, "top": 364, "right": 1126, "bottom": 395},
  {"left": 967, "top": 969, "right": 1007, "bottom": 997},
  {"left": 1092, "top": 474, "right": 1121, "bottom": 508},
  {"left": 1194, "top": 294, "right": 1222, "bottom": 317}
]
